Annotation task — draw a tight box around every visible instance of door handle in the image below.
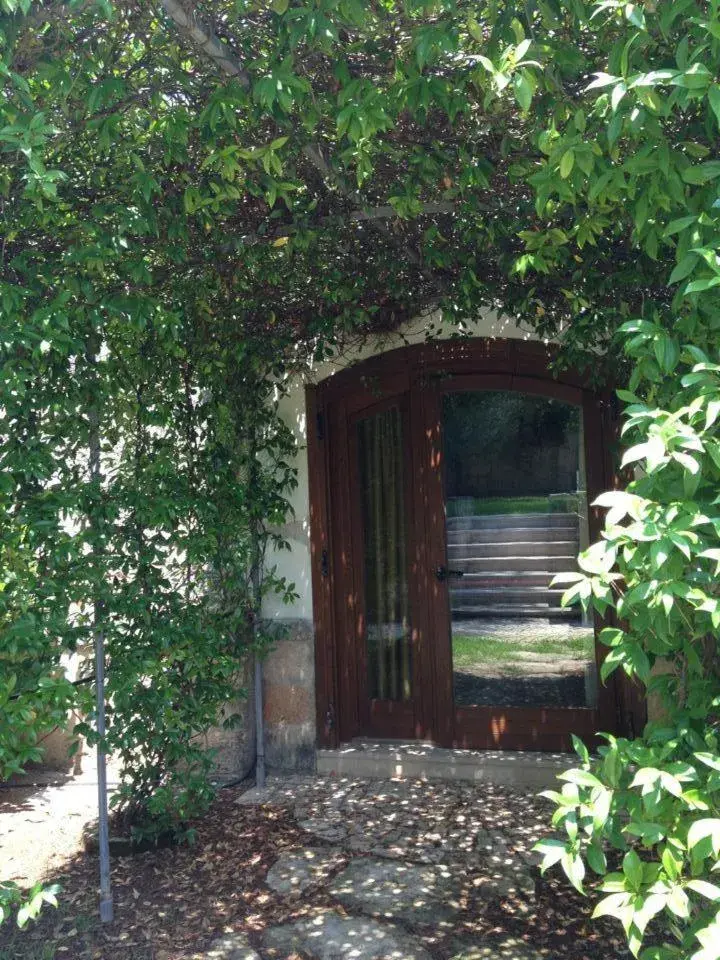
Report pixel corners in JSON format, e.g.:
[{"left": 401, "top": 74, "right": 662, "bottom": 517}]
[{"left": 435, "top": 565, "right": 465, "bottom": 582}]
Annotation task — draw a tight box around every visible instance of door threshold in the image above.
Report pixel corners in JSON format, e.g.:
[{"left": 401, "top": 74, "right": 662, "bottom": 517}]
[{"left": 317, "top": 741, "right": 573, "bottom": 789}]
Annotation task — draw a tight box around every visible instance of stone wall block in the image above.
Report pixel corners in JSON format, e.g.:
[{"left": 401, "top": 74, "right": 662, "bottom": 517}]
[
  {"left": 262, "top": 619, "right": 316, "bottom": 772},
  {"left": 196, "top": 658, "right": 256, "bottom": 784}
]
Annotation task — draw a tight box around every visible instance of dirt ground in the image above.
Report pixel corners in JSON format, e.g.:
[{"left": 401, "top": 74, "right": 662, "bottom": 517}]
[
  {"left": 0, "top": 772, "right": 631, "bottom": 960},
  {"left": 1, "top": 755, "right": 120, "bottom": 891}
]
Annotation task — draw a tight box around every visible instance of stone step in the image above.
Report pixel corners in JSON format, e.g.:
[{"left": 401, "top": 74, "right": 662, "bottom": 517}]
[
  {"left": 449, "top": 555, "right": 578, "bottom": 574},
  {"left": 451, "top": 571, "right": 564, "bottom": 588},
  {"left": 450, "top": 586, "right": 566, "bottom": 606},
  {"left": 447, "top": 525, "right": 578, "bottom": 545},
  {"left": 446, "top": 512, "right": 578, "bottom": 531},
  {"left": 448, "top": 540, "right": 578, "bottom": 560},
  {"left": 449, "top": 603, "right": 579, "bottom": 619},
  {"left": 316, "top": 740, "right": 576, "bottom": 788}
]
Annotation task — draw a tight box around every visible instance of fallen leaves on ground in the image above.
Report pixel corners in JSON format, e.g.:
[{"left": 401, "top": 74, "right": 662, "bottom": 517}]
[{"left": 0, "top": 780, "right": 631, "bottom": 960}]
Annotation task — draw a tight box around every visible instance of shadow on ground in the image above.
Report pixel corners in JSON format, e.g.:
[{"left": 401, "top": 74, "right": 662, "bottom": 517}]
[{"left": 0, "top": 778, "right": 632, "bottom": 960}]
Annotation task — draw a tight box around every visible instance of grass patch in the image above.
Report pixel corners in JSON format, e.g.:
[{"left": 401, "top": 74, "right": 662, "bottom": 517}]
[
  {"left": 452, "top": 630, "right": 595, "bottom": 669},
  {"left": 447, "top": 494, "right": 580, "bottom": 517}
]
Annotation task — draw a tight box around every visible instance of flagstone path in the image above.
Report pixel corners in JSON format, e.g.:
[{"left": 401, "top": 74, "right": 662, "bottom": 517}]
[{"left": 205, "top": 775, "right": 565, "bottom": 960}]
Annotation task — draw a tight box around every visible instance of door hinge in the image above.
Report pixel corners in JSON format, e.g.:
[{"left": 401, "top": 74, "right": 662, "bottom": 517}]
[
  {"left": 325, "top": 701, "right": 336, "bottom": 731},
  {"left": 320, "top": 548, "right": 329, "bottom": 578},
  {"left": 316, "top": 411, "right": 325, "bottom": 441}
]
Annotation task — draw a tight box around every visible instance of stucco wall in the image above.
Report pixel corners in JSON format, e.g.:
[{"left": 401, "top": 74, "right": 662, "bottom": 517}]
[{"left": 261, "top": 309, "right": 539, "bottom": 623}]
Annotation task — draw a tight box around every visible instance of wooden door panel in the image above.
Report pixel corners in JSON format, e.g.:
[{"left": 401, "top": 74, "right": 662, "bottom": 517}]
[
  {"left": 309, "top": 339, "right": 635, "bottom": 753},
  {"left": 427, "top": 374, "right": 616, "bottom": 752}
]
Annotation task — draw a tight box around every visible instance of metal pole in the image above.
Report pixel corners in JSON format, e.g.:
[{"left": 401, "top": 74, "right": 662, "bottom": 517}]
[
  {"left": 94, "top": 622, "right": 113, "bottom": 923},
  {"left": 254, "top": 654, "right": 265, "bottom": 790},
  {"left": 89, "top": 400, "right": 113, "bottom": 923},
  {"left": 249, "top": 424, "right": 265, "bottom": 791}
]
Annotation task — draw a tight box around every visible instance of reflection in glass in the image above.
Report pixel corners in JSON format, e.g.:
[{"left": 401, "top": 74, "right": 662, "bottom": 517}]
[
  {"left": 357, "top": 407, "right": 411, "bottom": 701},
  {"left": 443, "top": 391, "right": 597, "bottom": 709}
]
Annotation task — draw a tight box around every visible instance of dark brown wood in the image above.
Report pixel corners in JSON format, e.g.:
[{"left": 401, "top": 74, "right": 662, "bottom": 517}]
[
  {"left": 581, "top": 389, "right": 623, "bottom": 745},
  {"left": 426, "top": 370, "right": 610, "bottom": 752},
  {"left": 345, "top": 393, "right": 417, "bottom": 740},
  {"left": 409, "top": 373, "right": 437, "bottom": 741},
  {"left": 310, "top": 337, "right": 641, "bottom": 751},
  {"left": 598, "top": 389, "right": 648, "bottom": 739},
  {"left": 454, "top": 705, "right": 596, "bottom": 752},
  {"left": 420, "top": 379, "right": 456, "bottom": 748},
  {"left": 306, "top": 385, "right": 338, "bottom": 747},
  {"left": 328, "top": 397, "right": 361, "bottom": 742},
  {"left": 317, "top": 338, "right": 593, "bottom": 403}
]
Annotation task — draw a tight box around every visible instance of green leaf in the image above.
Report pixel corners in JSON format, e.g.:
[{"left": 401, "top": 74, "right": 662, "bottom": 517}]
[
  {"left": 627, "top": 821, "right": 666, "bottom": 844},
  {"left": 533, "top": 838, "right": 567, "bottom": 873},
  {"left": 561, "top": 850, "right": 586, "bottom": 893},
  {"left": 667, "top": 884, "right": 690, "bottom": 918},
  {"left": 686, "top": 879, "right": 720, "bottom": 901},
  {"left": 560, "top": 150, "right": 575, "bottom": 178},
  {"left": 694, "top": 752, "right": 720, "bottom": 773},
  {"left": 662, "top": 847, "right": 682, "bottom": 881},
  {"left": 688, "top": 819, "right": 720, "bottom": 855},
  {"left": 592, "top": 891, "right": 631, "bottom": 918},
  {"left": 572, "top": 733, "right": 590, "bottom": 764},
  {"left": 685, "top": 277, "right": 720, "bottom": 293},
  {"left": 587, "top": 842, "right": 608, "bottom": 875},
  {"left": 709, "top": 84, "right": 720, "bottom": 130},
  {"left": 623, "top": 849, "right": 643, "bottom": 891},
  {"left": 558, "top": 768, "right": 603, "bottom": 788},
  {"left": 587, "top": 72, "right": 621, "bottom": 90},
  {"left": 513, "top": 71, "right": 535, "bottom": 113},
  {"left": 669, "top": 254, "right": 698, "bottom": 284},
  {"left": 682, "top": 161, "right": 720, "bottom": 185},
  {"left": 664, "top": 215, "right": 697, "bottom": 237}
]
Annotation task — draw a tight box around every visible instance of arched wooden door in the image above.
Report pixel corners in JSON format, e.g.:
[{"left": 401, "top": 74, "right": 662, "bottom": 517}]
[{"left": 308, "top": 338, "right": 634, "bottom": 752}]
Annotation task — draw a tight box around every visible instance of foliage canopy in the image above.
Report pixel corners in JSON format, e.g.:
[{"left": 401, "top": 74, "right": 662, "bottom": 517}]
[{"left": 2, "top": 0, "right": 720, "bottom": 953}]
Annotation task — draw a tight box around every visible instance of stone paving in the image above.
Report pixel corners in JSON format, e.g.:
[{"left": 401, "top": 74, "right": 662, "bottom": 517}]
[{"left": 222, "top": 775, "right": 550, "bottom": 960}]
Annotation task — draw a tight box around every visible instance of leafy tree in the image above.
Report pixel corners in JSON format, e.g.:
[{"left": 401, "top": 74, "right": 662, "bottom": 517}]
[
  {"left": 1, "top": 0, "right": 719, "bottom": 951},
  {"left": 516, "top": 3, "right": 720, "bottom": 958}
]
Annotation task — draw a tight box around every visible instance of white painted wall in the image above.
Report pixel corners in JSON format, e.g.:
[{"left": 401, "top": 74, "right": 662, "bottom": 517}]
[{"left": 262, "top": 309, "right": 541, "bottom": 620}]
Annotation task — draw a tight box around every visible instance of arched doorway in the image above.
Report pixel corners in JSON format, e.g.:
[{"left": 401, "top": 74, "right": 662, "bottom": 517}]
[{"left": 307, "top": 338, "right": 629, "bottom": 752}]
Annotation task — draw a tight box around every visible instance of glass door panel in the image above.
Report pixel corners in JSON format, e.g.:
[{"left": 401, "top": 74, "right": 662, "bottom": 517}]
[
  {"left": 442, "top": 391, "right": 597, "bottom": 712},
  {"left": 356, "top": 406, "right": 413, "bottom": 716}
]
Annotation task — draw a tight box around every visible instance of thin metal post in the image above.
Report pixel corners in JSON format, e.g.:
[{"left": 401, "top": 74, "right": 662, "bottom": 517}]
[
  {"left": 254, "top": 655, "right": 265, "bottom": 790},
  {"left": 94, "top": 624, "right": 113, "bottom": 923},
  {"left": 89, "top": 401, "right": 113, "bottom": 923},
  {"left": 251, "top": 520, "right": 265, "bottom": 789},
  {"left": 249, "top": 424, "right": 265, "bottom": 791}
]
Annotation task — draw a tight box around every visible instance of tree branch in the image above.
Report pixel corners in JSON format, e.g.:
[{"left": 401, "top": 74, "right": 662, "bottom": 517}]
[
  {"left": 349, "top": 201, "right": 456, "bottom": 222},
  {"left": 230, "top": 200, "right": 460, "bottom": 247},
  {"left": 156, "top": 5, "right": 451, "bottom": 281},
  {"left": 158, "top": 0, "right": 251, "bottom": 87},
  {"left": 302, "top": 144, "right": 427, "bottom": 270}
]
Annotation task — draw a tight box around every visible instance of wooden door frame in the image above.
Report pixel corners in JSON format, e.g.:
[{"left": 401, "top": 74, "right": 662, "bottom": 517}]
[
  {"left": 422, "top": 371, "right": 613, "bottom": 751},
  {"left": 307, "top": 337, "right": 639, "bottom": 751},
  {"left": 347, "top": 395, "right": 419, "bottom": 739}
]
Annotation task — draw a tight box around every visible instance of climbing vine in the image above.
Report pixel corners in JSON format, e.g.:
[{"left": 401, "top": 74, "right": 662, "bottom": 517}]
[{"left": 1, "top": 0, "right": 720, "bottom": 951}]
